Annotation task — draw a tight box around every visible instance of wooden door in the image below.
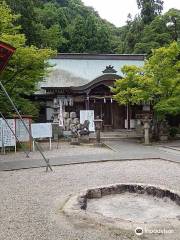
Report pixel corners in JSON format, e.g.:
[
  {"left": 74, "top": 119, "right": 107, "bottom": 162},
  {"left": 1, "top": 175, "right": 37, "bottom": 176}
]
[
  {"left": 90, "top": 100, "right": 112, "bottom": 127},
  {"left": 112, "top": 103, "right": 125, "bottom": 129},
  {"left": 102, "top": 101, "right": 112, "bottom": 125}
]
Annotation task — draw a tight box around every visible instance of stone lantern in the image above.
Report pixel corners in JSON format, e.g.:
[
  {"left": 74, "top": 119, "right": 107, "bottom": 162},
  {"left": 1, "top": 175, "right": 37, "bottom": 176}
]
[
  {"left": 52, "top": 100, "right": 59, "bottom": 124},
  {"left": 94, "top": 116, "right": 103, "bottom": 146},
  {"left": 142, "top": 116, "right": 151, "bottom": 145}
]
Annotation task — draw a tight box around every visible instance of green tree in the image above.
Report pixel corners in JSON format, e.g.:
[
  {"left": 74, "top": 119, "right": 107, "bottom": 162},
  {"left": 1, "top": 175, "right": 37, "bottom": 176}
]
[
  {"left": 5, "top": 0, "right": 40, "bottom": 45},
  {"left": 5, "top": 0, "right": 67, "bottom": 50},
  {"left": 134, "top": 15, "right": 170, "bottom": 54},
  {"left": 165, "top": 8, "right": 180, "bottom": 41},
  {"left": 69, "top": 16, "right": 87, "bottom": 52},
  {"left": 121, "top": 16, "right": 144, "bottom": 53},
  {"left": 84, "top": 15, "right": 99, "bottom": 52},
  {"left": 35, "top": 23, "right": 65, "bottom": 50},
  {"left": 0, "top": 1, "right": 55, "bottom": 116},
  {"left": 137, "top": 0, "right": 164, "bottom": 24},
  {"left": 69, "top": 15, "right": 112, "bottom": 53},
  {"left": 95, "top": 25, "right": 112, "bottom": 53},
  {"left": 4, "top": 0, "right": 121, "bottom": 53},
  {"left": 34, "top": 2, "right": 68, "bottom": 50},
  {"left": 134, "top": 9, "right": 180, "bottom": 55},
  {"left": 112, "top": 42, "right": 180, "bottom": 136}
]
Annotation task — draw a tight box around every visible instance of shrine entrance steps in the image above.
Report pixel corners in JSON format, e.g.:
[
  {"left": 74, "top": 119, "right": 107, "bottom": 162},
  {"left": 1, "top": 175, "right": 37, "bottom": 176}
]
[{"left": 89, "top": 129, "right": 143, "bottom": 142}]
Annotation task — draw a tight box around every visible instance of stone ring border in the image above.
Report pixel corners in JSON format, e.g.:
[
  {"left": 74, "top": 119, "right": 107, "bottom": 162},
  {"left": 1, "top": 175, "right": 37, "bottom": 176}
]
[{"left": 62, "top": 183, "right": 180, "bottom": 232}]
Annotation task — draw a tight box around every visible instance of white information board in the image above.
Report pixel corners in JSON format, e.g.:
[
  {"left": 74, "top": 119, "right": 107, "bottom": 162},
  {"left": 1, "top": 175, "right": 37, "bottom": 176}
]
[
  {"left": 15, "top": 118, "right": 30, "bottom": 142},
  {"left": 80, "top": 110, "right": 95, "bottom": 132},
  {"left": 0, "top": 118, "right": 16, "bottom": 147},
  {"left": 31, "top": 123, "right": 52, "bottom": 139}
]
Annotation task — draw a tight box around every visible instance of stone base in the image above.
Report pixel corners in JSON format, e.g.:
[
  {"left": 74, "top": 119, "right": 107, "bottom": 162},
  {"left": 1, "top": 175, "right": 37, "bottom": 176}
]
[
  {"left": 63, "top": 131, "right": 72, "bottom": 137},
  {"left": 52, "top": 124, "right": 63, "bottom": 140},
  {"left": 80, "top": 135, "right": 90, "bottom": 143},
  {"left": 160, "top": 135, "right": 168, "bottom": 141},
  {"left": 143, "top": 142, "right": 152, "bottom": 146},
  {"left": 103, "top": 125, "right": 112, "bottom": 131},
  {"left": 94, "top": 143, "right": 104, "bottom": 147},
  {"left": 70, "top": 137, "right": 80, "bottom": 145}
]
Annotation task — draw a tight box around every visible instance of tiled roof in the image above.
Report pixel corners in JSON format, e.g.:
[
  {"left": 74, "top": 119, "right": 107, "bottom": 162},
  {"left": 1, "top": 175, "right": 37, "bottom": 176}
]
[{"left": 37, "top": 54, "right": 145, "bottom": 93}]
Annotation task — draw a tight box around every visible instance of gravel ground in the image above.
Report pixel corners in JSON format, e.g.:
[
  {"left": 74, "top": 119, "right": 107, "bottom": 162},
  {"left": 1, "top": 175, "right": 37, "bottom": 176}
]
[{"left": 0, "top": 159, "right": 180, "bottom": 240}]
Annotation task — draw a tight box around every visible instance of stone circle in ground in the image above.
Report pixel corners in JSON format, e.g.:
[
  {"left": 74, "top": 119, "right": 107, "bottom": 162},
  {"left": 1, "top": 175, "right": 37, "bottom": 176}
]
[{"left": 63, "top": 183, "right": 180, "bottom": 233}]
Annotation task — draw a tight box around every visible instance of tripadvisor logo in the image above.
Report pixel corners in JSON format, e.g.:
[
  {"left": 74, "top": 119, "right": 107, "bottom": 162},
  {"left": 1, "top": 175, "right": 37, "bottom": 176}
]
[
  {"left": 135, "top": 227, "right": 174, "bottom": 236},
  {"left": 135, "top": 227, "right": 144, "bottom": 236}
]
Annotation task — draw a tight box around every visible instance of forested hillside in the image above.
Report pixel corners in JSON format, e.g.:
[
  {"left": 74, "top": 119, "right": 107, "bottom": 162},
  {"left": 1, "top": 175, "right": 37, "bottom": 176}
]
[
  {"left": 4, "top": 0, "right": 180, "bottom": 55},
  {"left": 4, "top": 0, "right": 116, "bottom": 53}
]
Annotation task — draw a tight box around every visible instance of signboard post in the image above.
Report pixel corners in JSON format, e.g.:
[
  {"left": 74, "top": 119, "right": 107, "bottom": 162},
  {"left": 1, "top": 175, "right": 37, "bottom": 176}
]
[
  {"left": 31, "top": 123, "right": 52, "bottom": 151},
  {"left": 0, "top": 113, "right": 30, "bottom": 157},
  {"left": 0, "top": 118, "right": 16, "bottom": 153}
]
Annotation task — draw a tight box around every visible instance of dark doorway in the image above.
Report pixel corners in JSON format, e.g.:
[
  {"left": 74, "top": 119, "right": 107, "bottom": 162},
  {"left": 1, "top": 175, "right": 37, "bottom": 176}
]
[
  {"left": 112, "top": 102, "right": 125, "bottom": 129},
  {"left": 89, "top": 84, "right": 113, "bottom": 129},
  {"left": 90, "top": 99, "right": 112, "bottom": 126},
  {"left": 89, "top": 84, "right": 126, "bottom": 130}
]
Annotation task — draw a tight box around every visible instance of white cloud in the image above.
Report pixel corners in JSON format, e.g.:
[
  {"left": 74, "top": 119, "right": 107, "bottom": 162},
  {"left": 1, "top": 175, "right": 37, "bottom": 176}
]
[{"left": 82, "top": 0, "right": 180, "bottom": 27}]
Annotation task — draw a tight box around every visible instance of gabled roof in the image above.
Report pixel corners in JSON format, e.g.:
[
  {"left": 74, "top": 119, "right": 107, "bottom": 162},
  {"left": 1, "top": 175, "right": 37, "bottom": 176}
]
[
  {"left": 71, "top": 74, "right": 120, "bottom": 92},
  {"left": 38, "top": 53, "right": 145, "bottom": 92}
]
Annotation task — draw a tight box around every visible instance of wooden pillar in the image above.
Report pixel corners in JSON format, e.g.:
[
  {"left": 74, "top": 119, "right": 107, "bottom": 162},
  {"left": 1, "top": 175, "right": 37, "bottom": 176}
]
[
  {"left": 126, "top": 104, "right": 131, "bottom": 129},
  {"left": 85, "top": 91, "right": 90, "bottom": 110},
  {"left": 126, "top": 104, "right": 129, "bottom": 129},
  {"left": 111, "top": 98, "right": 113, "bottom": 128}
]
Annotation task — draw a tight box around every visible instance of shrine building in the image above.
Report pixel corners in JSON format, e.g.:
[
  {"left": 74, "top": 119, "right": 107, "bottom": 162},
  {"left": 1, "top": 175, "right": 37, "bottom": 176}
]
[{"left": 35, "top": 53, "right": 148, "bottom": 130}]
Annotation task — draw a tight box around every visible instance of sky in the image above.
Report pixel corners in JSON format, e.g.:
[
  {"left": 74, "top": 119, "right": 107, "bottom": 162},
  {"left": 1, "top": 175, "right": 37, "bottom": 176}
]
[{"left": 82, "top": 0, "right": 180, "bottom": 27}]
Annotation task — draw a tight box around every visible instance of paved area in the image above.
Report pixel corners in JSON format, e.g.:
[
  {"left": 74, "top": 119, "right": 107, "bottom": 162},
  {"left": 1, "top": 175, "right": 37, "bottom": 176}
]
[
  {"left": 0, "top": 142, "right": 116, "bottom": 170},
  {"left": 104, "top": 139, "right": 180, "bottom": 163},
  {"left": 0, "top": 160, "right": 180, "bottom": 240},
  {"left": 0, "top": 140, "right": 180, "bottom": 170}
]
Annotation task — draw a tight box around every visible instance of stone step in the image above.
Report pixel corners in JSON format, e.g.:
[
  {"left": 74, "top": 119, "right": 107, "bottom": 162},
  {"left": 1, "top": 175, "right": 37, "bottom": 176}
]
[
  {"left": 90, "top": 136, "right": 143, "bottom": 141},
  {"left": 101, "top": 138, "right": 141, "bottom": 141},
  {"left": 89, "top": 131, "right": 143, "bottom": 140},
  {"left": 101, "top": 134, "right": 141, "bottom": 137}
]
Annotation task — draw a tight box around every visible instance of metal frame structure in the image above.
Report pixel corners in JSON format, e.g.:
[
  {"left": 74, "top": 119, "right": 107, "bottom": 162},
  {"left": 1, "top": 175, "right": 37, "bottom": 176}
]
[{"left": 0, "top": 41, "right": 52, "bottom": 172}]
